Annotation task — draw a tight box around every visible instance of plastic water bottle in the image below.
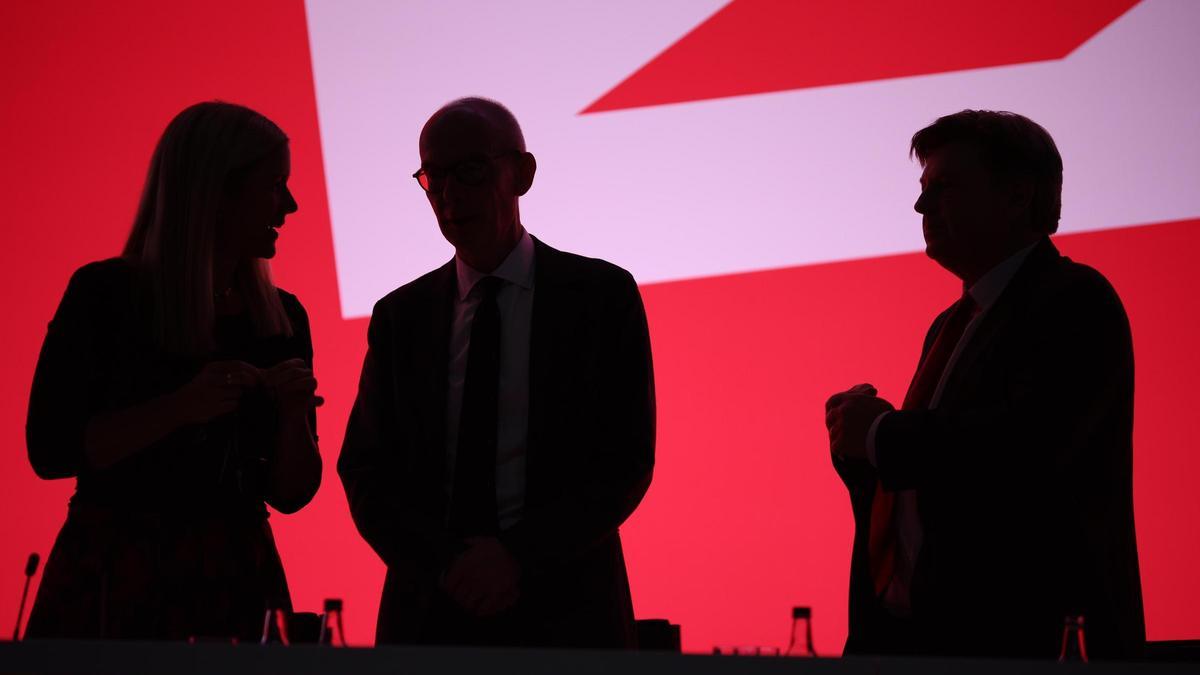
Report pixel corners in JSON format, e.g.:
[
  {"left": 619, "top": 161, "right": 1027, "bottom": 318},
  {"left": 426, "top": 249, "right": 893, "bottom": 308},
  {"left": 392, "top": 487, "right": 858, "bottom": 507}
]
[
  {"left": 319, "top": 598, "right": 347, "bottom": 647},
  {"left": 1058, "top": 615, "right": 1088, "bottom": 663},
  {"left": 786, "top": 606, "right": 817, "bottom": 656}
]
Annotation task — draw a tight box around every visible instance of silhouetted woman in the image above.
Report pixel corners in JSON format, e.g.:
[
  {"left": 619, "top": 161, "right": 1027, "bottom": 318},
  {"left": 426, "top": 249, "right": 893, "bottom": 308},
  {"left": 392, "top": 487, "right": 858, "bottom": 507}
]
[{"left": 24, "top": 102, "right": 321, "bottom": 641}]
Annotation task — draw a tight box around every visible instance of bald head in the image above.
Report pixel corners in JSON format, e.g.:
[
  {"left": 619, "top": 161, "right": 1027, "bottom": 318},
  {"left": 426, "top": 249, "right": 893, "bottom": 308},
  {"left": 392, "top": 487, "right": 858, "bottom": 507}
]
[
  {"left": 421, "top": 97, "right": 526, "bottom": 155},
  {"left": 416, "top": 97, "right": 537, "bottom": 273}
]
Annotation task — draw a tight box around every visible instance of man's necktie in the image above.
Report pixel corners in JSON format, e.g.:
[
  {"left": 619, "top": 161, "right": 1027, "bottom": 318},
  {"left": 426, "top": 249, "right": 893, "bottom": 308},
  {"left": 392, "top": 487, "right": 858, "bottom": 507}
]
[
  {"left": 870, "top": 293, "right": 978, "bottom": 596},
  {"left": 450, "top": 276, "right": 504, "bottom": 536}
]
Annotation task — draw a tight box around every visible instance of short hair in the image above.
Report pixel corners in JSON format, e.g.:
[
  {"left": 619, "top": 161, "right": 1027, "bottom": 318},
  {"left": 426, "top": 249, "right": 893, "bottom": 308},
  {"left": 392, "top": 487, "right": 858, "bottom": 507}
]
[
  {"left": 427, "top": 96, "right": 526, "bottom": 152},
  {"left": 910, "top": 110, "right": 1063, "bottom": 234}
]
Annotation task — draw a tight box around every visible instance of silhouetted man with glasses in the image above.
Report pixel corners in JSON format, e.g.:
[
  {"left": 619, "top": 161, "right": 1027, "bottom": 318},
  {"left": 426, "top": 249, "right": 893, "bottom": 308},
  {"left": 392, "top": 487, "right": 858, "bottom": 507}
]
[
  {"left": 824, "top": 110, "right": 1144, "bottom": 659},
  {"left": 339, "top": 97, "right": 655, "bottom": 648}
]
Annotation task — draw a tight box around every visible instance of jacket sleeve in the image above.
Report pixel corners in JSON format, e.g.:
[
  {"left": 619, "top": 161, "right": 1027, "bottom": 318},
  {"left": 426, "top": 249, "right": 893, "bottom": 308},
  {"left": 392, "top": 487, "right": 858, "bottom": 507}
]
[
  {"left": 873, "top": 273, "right": 1133, "bottom": 492},
  {"left": 834, "top": 308, "right": 948, "bottom": 498},
  {"left": 26, "top": 264, "right": 110, "bottom": 480},
  {"left": 284, "top": 292, "right": 318, "bottom": 439},
  {"left": 338, "top": 301, "right": 456, "bottom": 576},
  {"left": 500, "top": 271, "right": 656, "bottom": 576}
]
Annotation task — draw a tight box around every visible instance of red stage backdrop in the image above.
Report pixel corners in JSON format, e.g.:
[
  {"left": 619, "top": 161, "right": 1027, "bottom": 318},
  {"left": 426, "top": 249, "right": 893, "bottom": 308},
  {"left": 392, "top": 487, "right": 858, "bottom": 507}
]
[{"left": 2, "top": 0, "right": 1197, "bottom": 653}]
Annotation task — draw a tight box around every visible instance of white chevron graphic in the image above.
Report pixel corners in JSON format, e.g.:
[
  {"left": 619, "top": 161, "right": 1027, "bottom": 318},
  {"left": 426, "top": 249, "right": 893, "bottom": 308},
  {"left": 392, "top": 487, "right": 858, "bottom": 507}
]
[{"left": 305, "top": 0, "right": 1200, "bottom": 318}]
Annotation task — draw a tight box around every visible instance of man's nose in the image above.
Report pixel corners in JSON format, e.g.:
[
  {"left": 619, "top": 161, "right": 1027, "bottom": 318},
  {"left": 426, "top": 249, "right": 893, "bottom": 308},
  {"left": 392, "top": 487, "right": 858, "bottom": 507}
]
[{"left": 914, "top": 190, "right": 928, "bottom": 214}]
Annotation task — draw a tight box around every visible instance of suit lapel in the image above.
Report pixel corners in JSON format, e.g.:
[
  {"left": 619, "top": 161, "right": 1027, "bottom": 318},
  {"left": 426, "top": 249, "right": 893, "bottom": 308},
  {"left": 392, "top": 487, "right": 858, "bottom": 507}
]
[
  {"left": 419, "top": 259, "right": 457, "bottom": 492},
  {"left": 902, "top": 307, "right": 953, "bottom": 409},
  {"left": 937, "top": 238, "right": 1059, "bottom": 405}
]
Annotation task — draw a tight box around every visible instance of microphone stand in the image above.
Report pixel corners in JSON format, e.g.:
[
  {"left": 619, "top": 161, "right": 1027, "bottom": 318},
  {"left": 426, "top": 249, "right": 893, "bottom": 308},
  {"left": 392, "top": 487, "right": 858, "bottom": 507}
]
[{"left": 12, "top": 552, "right": 40, "bottom": 641}]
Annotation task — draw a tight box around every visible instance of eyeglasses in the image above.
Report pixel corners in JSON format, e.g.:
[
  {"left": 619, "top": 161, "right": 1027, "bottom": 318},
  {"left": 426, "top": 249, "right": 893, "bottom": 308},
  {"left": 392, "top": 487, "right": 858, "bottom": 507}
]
[{"left": 412, "top": 151, "right": 520, "bottom": 193}]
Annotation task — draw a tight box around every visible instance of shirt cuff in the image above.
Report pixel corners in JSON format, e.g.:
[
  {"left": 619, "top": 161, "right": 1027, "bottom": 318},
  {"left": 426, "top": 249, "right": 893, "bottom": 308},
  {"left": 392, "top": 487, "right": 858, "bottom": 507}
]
[{"left": 866, "top": 411, "right": 891, "bottom": 468}]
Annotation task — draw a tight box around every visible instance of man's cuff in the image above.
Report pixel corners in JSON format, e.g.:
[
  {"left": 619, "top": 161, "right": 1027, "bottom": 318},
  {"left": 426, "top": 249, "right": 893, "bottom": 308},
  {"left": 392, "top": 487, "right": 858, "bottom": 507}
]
[{"left": 866, "top": 411, "right": 891, "bottom": 468}]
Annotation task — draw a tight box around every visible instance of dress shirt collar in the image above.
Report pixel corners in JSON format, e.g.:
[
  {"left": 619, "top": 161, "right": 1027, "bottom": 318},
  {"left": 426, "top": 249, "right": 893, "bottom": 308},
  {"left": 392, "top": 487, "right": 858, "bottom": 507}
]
[
  {"left": 455, "top": 229, "right": 535, "bottom": 300},
  {"left": 965, "top": 240, "right": 1039, "bottom": 311}
]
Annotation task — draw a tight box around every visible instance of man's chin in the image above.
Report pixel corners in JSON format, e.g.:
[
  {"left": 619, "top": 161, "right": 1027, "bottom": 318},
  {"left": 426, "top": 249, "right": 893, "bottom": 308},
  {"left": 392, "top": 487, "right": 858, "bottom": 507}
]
[
  {"left": 925, "top": 242, "right": 973, "bottom": 280},
  {"left": 441, "top": 215, "right": 480, "bottom": 230},
  {"left": 925, "top": 239, "right": 953, "bottom": 266},
  {"left": 439, "top": 220, "right": 478, "bottom": 243}
]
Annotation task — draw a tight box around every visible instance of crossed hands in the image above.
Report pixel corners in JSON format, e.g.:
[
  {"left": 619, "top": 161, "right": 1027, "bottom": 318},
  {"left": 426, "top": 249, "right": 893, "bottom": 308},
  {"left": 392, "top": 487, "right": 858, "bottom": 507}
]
[
  {"left": 825, "top": 383, "right": 894, "bottom": 462},
  {"left": 174, "top": 358, "right": 323, "bottom": 425},
  {"left": 264, "top": 358, "right": 324, "bottom": 421},
  {"left": 441, "top": 536, "right": 521, "bottom": 618}
]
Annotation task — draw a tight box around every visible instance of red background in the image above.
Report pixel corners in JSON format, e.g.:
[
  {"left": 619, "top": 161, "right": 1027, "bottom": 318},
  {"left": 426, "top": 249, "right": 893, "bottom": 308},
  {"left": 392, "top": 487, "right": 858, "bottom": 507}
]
[{"left": 2, "top": 1, "right": 1195, "bottom": 652}]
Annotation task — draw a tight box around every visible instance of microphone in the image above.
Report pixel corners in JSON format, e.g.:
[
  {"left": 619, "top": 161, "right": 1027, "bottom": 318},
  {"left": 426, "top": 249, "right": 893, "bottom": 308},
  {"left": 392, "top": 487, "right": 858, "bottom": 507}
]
[{"left": 13, "top": 553, "right": 39, "bottom": 641}]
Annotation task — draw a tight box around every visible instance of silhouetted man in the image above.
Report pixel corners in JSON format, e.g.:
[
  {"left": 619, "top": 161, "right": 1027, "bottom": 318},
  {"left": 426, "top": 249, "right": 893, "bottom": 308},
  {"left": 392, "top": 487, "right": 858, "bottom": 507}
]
[
  {"left": 339, "top": 97, "right": 655, "bottom": 648},
  {"left": 825, "top": 110, "right": 1144, "bottom": 659}
]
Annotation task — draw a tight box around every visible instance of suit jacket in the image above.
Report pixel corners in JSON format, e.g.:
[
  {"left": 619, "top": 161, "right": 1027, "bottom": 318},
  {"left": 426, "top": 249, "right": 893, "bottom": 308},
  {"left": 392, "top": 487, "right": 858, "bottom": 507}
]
[
  {"left": 837, "top": 238, "right": 1145, "bottom": 659},
  {"left": 338, "top": 237, "right": 655, "bottom": 647}
]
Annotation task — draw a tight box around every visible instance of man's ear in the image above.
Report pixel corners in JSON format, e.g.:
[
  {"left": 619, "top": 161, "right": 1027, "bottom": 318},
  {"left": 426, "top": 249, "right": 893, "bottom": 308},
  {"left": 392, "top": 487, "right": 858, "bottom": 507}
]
[
  {"left": 515, "top": 152, "right": 536, "bottom": 196},
  {"left": 1007, "top": 176, "right": 1035, "bottom": 223}
]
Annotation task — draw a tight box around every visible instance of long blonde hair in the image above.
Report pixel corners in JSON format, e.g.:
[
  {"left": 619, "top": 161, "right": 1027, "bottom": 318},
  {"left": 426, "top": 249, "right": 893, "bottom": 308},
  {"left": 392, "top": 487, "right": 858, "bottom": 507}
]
[{"left": 123, "top": 101, "right": 293, "bottom": 355}]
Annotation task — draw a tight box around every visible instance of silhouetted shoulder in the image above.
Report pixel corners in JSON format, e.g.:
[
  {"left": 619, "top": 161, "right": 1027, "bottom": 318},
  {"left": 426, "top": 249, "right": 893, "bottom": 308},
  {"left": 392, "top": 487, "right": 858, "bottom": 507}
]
[
  {"left": 1057, "top": 255, "right": 1119, "bottom": 291},
  {"left": 1051, "top": 255, "right": 1128, "bottom": 316},
  {"left": 51, "top": 257, "right": 139, "bottom": 324},
  {"left": 275, "top": 287, "right": 308, "bottom": 326},
  {"left": 372, "top": 260, "right": 455, "bottom": 318},
  {"left": 554, "top": 248, "right": 634, "bottom": 281},
  {"left": 274, "top": 287, "right": 313, "bottom": 361},
  {"left": 64, "top": 257, "right": 136, "bottom": 296},
  {"left": 536, "top": 239, "right": 639, "bottom": 299}
]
